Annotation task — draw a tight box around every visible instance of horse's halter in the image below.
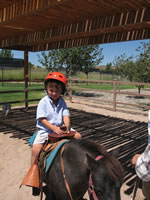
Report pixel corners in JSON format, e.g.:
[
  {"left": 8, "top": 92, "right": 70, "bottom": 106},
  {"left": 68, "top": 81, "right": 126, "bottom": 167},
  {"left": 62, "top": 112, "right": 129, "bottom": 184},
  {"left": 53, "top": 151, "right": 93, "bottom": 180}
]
[{"left": 88, "top": 155, "right": 104, "bottom": 200}]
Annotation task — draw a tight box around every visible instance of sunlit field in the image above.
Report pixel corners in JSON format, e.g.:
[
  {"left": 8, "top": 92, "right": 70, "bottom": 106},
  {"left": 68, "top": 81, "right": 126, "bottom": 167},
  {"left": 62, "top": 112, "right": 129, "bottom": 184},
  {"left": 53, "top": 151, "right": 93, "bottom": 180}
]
[{"left": 1, "top": 68, "right": 148, "bottom": 108}]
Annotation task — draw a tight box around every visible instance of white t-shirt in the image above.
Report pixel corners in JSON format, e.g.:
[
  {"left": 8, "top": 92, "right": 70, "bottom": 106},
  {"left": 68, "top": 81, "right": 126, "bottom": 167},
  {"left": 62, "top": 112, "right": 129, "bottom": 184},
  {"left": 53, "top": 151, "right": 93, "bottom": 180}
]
[{"left": 36, "top": 95, "right": 70, "bottom": 134}]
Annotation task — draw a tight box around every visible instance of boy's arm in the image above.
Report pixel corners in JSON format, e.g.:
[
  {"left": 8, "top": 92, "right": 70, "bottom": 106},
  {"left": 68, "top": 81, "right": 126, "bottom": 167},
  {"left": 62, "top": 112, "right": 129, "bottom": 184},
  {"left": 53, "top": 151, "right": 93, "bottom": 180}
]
[
  {"left": 63, "top": 116, "right": 70, "bottom": 133},
  {"left": 40, "top": 117, "right": 64, "bottom": 135}
]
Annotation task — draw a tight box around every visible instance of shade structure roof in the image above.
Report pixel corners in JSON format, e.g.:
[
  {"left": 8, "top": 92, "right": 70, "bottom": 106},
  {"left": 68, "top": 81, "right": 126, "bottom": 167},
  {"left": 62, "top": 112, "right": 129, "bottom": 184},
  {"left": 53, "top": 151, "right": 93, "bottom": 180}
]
[{"left": 0, "top": 0, "right": 150, "bottom": 52}]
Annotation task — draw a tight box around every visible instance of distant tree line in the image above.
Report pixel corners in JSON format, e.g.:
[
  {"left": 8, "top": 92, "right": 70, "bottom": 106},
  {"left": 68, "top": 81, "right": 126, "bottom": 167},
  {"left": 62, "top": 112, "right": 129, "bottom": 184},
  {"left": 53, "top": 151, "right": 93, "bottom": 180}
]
[
  {"left": 1, "top": 40, "right": 150, "bottom": 93},
  {"left": 37, "top": 45, "right": 104, "bottom": 79},
  {"left": 113, "top": 41, "right": 150, "bottom": 93}
]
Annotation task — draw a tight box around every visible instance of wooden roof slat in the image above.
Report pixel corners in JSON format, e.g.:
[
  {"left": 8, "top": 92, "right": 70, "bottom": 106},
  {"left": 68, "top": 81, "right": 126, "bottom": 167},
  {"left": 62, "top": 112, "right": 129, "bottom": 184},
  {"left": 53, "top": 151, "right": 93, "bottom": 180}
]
[
  {"left": 1, "top": 7, "right": 148, "bottom": 45},
  {"left": 0, "top": 0, "right": 150, "bottom": 51},
  {"left": 0, "top": 21, "right": 149, "bottom": 50}
]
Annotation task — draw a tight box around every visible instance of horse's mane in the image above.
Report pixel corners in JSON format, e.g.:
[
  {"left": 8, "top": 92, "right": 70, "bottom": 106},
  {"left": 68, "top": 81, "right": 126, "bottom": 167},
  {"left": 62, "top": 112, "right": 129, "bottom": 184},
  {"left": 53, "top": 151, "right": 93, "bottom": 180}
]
[
  {"left": 76, "top": 139, "right": 124, "bottom": 182},
  {"left": 102, "top": 154, "right": 124, "bottom": 182},
  {"left": 77, "top": 139, "right": 108, "bottom": 155}
]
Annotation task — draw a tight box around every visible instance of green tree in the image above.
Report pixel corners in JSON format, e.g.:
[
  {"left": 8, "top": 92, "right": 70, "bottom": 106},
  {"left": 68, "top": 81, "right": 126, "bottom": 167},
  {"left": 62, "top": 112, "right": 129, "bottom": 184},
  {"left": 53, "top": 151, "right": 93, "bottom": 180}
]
[
  {"left": 136, "top": 41, "right": 150, "bottom": 60},
  {"left": 113, "top": 53, "right": 133, "bottom": 75},
  {"left": 57, "top": 47, "right": 81, "bottom": 77},
  {"left": 79, "top": 45, "right": 103, "bottom": 79},
  {"left": 37, "top": 45, "right": 103, "bottom": 77},
  {"left": 37, "top": 50, "right": 59, "bottom": 72},
  {"left": 105, "top": 62, "right": 112, "bottom": 72},
  {"left": 113, "top": 41, "right": 150, "bottom": 93},
  {"left": 0, "top": 49, "right": 14, "bottom": 58}
]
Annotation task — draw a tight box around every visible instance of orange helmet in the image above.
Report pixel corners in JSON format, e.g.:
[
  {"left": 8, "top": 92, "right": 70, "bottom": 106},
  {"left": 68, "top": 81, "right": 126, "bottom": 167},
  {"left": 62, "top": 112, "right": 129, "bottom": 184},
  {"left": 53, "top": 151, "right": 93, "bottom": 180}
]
[
  {"left": 44, "top": 72, "right": 67, "bottom": 94},
  {"left": 45, "top": 72, "right": 67, "bottom": 86}
]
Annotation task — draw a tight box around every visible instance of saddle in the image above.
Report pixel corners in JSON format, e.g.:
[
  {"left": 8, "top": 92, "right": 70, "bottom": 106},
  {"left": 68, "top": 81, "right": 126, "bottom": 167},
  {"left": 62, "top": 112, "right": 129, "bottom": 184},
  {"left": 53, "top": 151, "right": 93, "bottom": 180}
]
[
  {"left": 48, "top": 131, "right": 75, "bottom": 143},
  {"left": 39, "top": 131, "right": 75, "bottom": 175}
]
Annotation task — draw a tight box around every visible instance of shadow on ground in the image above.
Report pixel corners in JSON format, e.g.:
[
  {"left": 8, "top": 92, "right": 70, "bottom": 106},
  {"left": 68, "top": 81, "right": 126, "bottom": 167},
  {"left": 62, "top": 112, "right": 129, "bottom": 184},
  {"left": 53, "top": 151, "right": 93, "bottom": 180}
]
[{"left": 0, "top": 106, "right": 148, "bottom": 197}]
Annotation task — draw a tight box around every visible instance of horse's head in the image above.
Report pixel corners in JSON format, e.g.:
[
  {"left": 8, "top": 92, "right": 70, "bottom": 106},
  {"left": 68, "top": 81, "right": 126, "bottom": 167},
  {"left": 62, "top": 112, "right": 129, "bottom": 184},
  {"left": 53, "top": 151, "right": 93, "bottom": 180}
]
[{"left": 87, "top": 153, "right": 124, "bottom": 200}]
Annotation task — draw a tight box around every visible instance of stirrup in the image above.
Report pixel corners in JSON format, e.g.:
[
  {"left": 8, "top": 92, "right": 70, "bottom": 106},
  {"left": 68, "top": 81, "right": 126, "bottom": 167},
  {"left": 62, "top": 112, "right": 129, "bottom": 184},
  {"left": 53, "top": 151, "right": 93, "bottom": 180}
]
[{"left": 20, "top": 164, "right": 40, "bottom": 188}]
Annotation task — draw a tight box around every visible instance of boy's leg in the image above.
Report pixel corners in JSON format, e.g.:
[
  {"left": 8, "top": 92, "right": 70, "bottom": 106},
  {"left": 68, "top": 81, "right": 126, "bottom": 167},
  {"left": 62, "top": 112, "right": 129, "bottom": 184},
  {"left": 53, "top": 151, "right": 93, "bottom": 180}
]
[
  {"left": 20, "top": 133, "right": 46, "bottom": 190},
  {"left": 31, "top": 143, "right": 43, "bottom": 165},
  {"left": 20, "top": 143, "right": 43, "bottom": 189}
]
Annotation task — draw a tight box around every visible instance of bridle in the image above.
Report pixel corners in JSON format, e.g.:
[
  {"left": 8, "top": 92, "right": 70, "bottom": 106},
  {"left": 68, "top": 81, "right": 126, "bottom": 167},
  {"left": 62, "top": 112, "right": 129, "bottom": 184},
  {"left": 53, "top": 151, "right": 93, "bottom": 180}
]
[
  {"left": 60, "top": 146, "right": 104, "bottom": 200},
  {"left": 88, "top": 155, "right": 104, "bottom": 200}
]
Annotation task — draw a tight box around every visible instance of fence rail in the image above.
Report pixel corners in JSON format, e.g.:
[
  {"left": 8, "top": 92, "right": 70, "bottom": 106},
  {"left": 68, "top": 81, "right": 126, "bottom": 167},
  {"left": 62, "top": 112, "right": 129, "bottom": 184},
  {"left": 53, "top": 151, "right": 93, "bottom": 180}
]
[
  {"left": 0, "top": 79, "right": 150, "bottom": 115},
  {"left": 68, "top": 78, "right": 150, "bottom": 114},
  {"left": 0, "top": 79, "right": 43, "bottom": 106}
]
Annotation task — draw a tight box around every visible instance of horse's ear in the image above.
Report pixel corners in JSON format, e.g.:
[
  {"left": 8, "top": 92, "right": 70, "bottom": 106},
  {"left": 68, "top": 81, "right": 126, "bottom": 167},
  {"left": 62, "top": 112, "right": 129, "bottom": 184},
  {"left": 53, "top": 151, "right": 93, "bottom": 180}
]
[
  {"left": 110, "top": 148, "right": 120, "bottom": 158},
  {"left": 86, "top": 154, "right": 99, "bottom": 171}
]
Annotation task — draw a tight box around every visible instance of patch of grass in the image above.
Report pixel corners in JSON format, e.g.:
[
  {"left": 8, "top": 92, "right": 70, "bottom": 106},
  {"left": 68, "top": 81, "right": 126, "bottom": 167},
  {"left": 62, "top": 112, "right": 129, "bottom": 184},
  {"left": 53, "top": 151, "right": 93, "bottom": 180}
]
[
  {"left": 0, "top": 83, "right": 45, "bottom": 107},
  {"left": 1, "top": 69, "right": 147, "bottom": 108},
  {"left": 0, "top": 69, "right": 24, "bottom": 80},
  {"left": 73, "top": 83, "right": 137, "bottom": 90},
  {"left": 0, "top": 82, "right": 25, "bottom": 90},
  {"left": 0, "top": 81, "right": 139, "bottom": 108}
]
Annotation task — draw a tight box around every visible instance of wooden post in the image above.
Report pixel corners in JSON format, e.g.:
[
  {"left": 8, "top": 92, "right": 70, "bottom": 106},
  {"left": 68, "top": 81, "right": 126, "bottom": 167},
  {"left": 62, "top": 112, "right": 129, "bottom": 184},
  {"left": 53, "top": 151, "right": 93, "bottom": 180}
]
[
  {"left": 99, "top": 71, "right": 102, "bottom": 85},
  {"left": 69, "top": 78, "right": 72, "bottom": 103},
  {"left": 24, "top": 50, "right": 28, "bottom": 109},
  {"left": 2, "top": 66, "right": 4, "bottom": 86},
  {"left": 113, "top": 81, "right": 117, "bottom": 111}
]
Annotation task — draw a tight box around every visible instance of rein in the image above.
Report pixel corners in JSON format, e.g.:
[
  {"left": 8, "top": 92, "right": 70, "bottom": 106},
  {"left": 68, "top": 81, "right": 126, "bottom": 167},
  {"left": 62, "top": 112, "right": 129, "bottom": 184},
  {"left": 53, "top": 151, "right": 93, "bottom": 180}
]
[
  {"left": 60, "top": 145, "right": 104, "bottom": 200},
  {"left": 88, "top": 155, "right": 104, "bottom": 200},
  {"left": 60, "top": 145, "right": 73, "bottom": 200}
]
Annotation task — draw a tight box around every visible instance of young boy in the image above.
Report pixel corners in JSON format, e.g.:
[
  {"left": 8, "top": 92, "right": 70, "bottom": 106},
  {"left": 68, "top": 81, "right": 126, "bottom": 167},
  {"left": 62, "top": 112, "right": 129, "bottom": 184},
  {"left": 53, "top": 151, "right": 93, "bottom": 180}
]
[
  {"left": 21, "top": 72, "right": 81, "bottom": 189},
  {"left": 32, "top": 71, "right": 82, "bottom": 165}
]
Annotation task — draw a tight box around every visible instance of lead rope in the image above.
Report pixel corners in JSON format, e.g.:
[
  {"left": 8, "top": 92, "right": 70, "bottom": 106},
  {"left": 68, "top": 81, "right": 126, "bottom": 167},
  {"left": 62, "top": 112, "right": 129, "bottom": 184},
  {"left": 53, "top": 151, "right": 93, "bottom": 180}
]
[
  {"left": 130, "top": 176, "right": 140, "bottom": 200},
  {"left": 60, "top": 146, "right": 73, "bottom": 200}
]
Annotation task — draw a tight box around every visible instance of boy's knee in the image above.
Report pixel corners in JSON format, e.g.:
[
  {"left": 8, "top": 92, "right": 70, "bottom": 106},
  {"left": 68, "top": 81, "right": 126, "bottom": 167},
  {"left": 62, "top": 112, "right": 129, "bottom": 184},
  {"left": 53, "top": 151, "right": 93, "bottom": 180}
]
[
  {"left": 31, "top": 147, "right": 38, "bottom": 157},
  {"left": 31, "top": 144, "right": 43, "bottom": 156},
  {"left": 74, "top": 132, "right": 82, "bottom": 139}
]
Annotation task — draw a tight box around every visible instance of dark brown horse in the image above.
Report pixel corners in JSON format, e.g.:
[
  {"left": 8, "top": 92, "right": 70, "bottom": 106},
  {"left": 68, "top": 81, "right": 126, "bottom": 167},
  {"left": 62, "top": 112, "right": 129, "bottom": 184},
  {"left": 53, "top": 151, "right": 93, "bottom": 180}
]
[{"left": 44, "top": 138, "right": 124, "bottom": 200}]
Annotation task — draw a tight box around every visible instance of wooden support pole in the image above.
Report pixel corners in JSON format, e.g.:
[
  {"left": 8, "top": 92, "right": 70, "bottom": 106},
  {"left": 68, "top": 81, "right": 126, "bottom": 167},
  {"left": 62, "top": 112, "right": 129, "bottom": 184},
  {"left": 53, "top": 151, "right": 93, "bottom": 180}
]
[
  {"left": 69, "top": 78, "right": 72, "bottom": 103},
  {"left": 113, "top": 81, "right": 117, "bottom": 111},
  {"left": 2, "top": 66, "right": 4, "bottom": 86},
  {"left": 24, "top": 50, "right": 28, "bottom": 109}
]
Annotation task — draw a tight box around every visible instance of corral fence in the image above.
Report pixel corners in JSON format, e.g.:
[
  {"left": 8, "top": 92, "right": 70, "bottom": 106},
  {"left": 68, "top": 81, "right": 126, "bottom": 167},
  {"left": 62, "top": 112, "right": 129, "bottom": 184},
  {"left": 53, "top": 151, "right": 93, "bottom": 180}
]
[
  {"left": 0, "top": 78, "right": 150, "bottom": 115},
  {"left": 68, "top": 78, "right": 150, "bottom": 115},
  {"left": 0, "top": 79, "right": 43, "bottom": 108}
]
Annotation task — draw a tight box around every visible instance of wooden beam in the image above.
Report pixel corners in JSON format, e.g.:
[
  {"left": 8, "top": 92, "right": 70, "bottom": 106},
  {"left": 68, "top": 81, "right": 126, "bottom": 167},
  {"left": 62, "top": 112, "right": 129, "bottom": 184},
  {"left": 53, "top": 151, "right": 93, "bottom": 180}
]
[
  {"left": 32, "top": 29, "right": 150, "bottom": 51},
  {"left": 0, "top": 0, "right": 68, "bottom": 23},
  {"left": 0, "top": 7, "right": 150, "bottom": 51},
  {"left": 24, "top": 50, "right": 28, "bottom": 109}
]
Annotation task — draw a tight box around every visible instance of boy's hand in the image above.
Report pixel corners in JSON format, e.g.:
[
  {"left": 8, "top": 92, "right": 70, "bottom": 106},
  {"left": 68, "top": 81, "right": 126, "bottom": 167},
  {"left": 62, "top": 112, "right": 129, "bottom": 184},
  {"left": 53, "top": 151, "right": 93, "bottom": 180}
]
[
  {"left": 53, "top": 126, "right": 65, "bottom": 135},
  {"left": 65, "top": 126, "right": 70, "bottom": 134},
  {"left": 60, "top": 126, "right": 70, "bottom": 134},
  {"left": 66, "top": 129, "right": 70, "bottom": 134}
]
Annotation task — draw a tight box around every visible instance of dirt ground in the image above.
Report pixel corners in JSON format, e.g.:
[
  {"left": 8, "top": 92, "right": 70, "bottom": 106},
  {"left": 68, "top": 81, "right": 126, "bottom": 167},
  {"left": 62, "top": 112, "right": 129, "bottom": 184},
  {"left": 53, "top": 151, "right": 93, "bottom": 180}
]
[{"left": 0, "top": 100, "right": 148, "bottom": 200}]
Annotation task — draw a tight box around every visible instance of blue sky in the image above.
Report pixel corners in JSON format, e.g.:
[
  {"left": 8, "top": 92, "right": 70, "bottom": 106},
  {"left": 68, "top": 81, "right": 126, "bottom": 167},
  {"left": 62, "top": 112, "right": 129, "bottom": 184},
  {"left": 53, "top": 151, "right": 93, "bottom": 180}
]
[{"left": 12, "top": 39, "right": 150, "bottom": 67}]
